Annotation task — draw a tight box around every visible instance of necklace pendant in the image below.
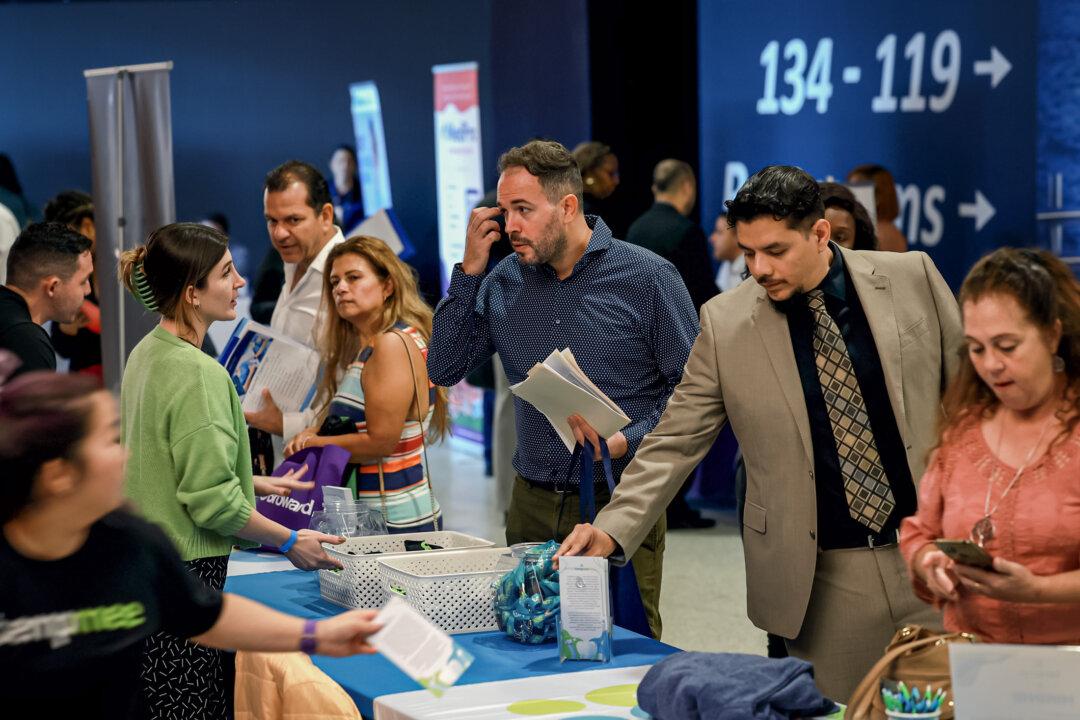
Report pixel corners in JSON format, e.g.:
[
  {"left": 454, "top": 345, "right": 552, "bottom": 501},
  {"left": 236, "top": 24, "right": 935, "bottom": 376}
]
[{"left": 972, "top": 516, "right": 995, "bottom": 546}]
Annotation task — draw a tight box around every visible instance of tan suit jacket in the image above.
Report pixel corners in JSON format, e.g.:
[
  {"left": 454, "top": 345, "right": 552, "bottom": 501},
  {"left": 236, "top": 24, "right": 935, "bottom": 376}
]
[{"left": 595, "top": 247, "right": 963, "bottom": 638}]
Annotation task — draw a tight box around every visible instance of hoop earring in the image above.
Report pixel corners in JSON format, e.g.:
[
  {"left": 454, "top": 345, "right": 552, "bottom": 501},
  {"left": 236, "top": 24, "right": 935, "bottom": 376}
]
[{"left": 1054, "top": 355, "right": 1065, "bottom": 373}]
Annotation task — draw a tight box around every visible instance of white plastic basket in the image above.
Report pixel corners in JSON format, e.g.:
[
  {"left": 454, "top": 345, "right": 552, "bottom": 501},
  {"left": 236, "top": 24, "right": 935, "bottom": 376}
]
[
  {"left": 376, "top": 547, "right": 511, "bottom": 634},
  {"left": 317, "top": 532, "right": 494, "bottom": 609}
]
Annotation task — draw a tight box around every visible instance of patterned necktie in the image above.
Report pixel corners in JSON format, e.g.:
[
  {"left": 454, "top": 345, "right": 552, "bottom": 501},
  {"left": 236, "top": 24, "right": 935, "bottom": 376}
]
[{"left": 806, "top": 289, "right": 895, "bottom": 532}]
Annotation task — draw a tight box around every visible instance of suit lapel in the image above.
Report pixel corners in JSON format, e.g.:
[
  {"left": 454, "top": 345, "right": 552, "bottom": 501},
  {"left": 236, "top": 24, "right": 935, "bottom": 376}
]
[
  {"left": 751, "top": 292, "right": 814, "bottom": 464},
  {"left": 843, "top": 248, "right": 909, "bottom": 441}
]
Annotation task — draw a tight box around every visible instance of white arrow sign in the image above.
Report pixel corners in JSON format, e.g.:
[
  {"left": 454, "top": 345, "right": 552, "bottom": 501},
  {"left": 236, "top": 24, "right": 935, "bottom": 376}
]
[
  {"left": 959, "top": 191, "right": 996, "bottom": 232},
  {"left": 974, "top": 47, "right": 1012, "bottom": 89}
]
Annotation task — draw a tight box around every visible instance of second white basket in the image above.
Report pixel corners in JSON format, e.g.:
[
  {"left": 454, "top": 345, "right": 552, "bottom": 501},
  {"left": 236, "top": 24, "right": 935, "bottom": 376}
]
[
  {"left": 376, "top": 547, "right": 511, "bottom": 634},
  {"left": 317, "top": 531, "right": 494, "bottom": 609}
]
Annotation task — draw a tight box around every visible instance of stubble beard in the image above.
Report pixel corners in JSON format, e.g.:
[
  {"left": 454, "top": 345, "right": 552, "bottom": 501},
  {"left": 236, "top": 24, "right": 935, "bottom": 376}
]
[{"left": 516, "top": 215, "right": 567, "bottom": 267}]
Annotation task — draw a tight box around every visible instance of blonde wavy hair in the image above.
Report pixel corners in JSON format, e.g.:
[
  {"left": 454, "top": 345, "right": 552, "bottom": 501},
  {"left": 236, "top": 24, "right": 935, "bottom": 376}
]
[{"left": 317, "top": 235, "right": 448, "bottom": 440}]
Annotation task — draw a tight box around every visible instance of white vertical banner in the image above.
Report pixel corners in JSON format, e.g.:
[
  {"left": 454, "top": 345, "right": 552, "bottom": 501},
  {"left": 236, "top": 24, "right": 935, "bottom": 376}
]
[
  {"left": 349, "top": 81, "right": 393, "bottom": 217},
  {"left": 433, "top": 62, "right": 484, "bottom": 292}
]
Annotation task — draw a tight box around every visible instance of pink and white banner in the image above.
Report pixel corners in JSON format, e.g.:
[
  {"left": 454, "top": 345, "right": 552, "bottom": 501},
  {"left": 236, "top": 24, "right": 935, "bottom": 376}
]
[{"left": 433, "top": 61, "right": 484, "bottom": 292}]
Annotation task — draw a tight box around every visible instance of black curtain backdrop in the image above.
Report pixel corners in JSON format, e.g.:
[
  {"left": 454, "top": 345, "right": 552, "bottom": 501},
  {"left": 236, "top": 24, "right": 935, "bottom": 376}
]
[{"left": 586, "top": 0, "right": 702, "bottom": 236}]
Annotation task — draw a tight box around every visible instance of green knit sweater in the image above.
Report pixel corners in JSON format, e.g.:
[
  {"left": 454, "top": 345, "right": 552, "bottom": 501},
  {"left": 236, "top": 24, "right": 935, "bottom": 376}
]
[{"left": 121, "top": 325, "right": 256, "bottom": 561}]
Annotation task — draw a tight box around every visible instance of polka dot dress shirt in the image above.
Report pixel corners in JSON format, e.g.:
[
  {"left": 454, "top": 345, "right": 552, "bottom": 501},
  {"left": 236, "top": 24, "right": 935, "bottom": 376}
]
[{"left": 428, "top": 216, "right": 700, "bottom": 486}]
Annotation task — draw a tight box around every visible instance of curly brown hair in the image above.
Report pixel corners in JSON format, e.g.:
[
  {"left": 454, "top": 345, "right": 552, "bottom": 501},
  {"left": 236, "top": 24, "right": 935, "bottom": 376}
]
[{"left": 939, "top": 247, "right": 1080, "bottom": 449}]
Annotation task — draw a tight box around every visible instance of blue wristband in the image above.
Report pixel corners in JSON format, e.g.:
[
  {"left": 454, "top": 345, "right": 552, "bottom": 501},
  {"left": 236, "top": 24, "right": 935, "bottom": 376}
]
[{"left": 278, "top": 529, "right": 299, "bottom": 554}]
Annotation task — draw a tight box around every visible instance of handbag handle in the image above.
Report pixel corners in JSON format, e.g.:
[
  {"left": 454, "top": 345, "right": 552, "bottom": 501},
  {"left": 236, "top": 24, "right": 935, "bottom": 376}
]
[
  {"left": 376, "top": 329, "right": 439, "bottom": 531},
  {"left": 846, "top": 631, "right": 960, "bottom": 719}
]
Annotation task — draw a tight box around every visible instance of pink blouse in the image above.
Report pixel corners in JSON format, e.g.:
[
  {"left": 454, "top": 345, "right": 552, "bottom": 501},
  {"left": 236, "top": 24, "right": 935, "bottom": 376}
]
[{"left": 899, "top": 415, "right": 1080, "bottom": 643}]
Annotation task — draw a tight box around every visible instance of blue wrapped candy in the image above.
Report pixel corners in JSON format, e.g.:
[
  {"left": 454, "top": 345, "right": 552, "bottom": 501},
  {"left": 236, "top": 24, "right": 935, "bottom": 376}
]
[{"left": 493, "top": 540, "right": 561, "bottom": 644}]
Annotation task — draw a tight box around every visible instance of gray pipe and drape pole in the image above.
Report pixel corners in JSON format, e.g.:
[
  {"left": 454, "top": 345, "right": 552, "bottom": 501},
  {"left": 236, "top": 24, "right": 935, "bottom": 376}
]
[{"left": 84, "top": 61, "right": 176, "bottom": 391}]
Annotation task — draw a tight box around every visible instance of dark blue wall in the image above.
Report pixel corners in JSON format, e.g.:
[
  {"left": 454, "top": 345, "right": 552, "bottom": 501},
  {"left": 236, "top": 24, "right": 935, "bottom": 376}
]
[{"left": 0, "top": 0, "right": 590, "bottom": 296}]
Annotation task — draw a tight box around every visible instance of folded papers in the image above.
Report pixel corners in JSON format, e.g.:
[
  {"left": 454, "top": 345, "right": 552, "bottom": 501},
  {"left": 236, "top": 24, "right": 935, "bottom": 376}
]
[{"left": 510, "top": 348, "right": 630, "bottom": 452}]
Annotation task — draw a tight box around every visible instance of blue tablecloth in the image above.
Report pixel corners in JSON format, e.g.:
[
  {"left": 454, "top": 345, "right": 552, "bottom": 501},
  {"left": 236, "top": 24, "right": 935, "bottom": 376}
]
[{"left": 225, "top": 570, "right": 680, "bottom": 718}]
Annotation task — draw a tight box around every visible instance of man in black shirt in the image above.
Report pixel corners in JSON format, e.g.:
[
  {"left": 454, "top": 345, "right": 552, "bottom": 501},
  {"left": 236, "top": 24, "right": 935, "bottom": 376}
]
[
  {"left": 0, "top": 222, "right": 93, "bottom": 375},
  {"left": 626, "top": 159, "right": 718, "bottom": 529},
  {"left": 626, "top": 159, "right": 718, "bottom": 313}
]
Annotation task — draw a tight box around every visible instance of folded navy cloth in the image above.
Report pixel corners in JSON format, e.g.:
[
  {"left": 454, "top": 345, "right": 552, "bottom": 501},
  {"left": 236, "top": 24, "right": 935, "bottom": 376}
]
[{"left": 637, "top": 652, "right": 838, "bottom": 719}]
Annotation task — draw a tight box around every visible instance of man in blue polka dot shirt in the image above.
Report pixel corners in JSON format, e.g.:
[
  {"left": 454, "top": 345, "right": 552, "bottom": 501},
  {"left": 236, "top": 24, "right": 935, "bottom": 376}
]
[{"left": 428, "top": 140, "right": 700, "bottom": 638}]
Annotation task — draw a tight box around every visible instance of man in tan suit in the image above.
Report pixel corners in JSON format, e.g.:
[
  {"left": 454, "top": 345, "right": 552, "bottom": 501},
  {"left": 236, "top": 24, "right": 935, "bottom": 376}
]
[{"left": 558, "top": 165, "right": 963, "bottom": 700}]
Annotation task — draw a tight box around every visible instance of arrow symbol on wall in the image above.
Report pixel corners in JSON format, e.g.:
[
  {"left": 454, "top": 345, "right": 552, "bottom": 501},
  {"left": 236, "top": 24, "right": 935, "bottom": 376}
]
[
  {"left": 974, "top": 47, "right": 1012, "bottom": 89},
  {"left": 959, "top": 191, "right": 996, "bottom": 232}
]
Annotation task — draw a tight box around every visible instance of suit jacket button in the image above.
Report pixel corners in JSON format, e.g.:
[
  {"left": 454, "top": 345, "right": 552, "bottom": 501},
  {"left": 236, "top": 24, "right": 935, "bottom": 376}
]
[{"left": 810, "top": 530, "right": 817, "bottom": 540}]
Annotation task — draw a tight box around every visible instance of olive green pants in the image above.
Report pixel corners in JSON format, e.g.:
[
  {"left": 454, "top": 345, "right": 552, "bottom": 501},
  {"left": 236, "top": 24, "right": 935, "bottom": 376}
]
[{"left": 505, "top": 474, "right": 666, "bottom": 639}]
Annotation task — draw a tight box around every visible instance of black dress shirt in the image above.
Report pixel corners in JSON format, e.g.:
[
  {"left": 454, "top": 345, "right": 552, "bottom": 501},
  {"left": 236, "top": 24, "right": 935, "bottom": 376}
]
[
  {"left": 626, "top": 202, "right": 719, "bottom": 313},
  {"left": 781, "top": 245, "right": 916, "bottom": 549}
]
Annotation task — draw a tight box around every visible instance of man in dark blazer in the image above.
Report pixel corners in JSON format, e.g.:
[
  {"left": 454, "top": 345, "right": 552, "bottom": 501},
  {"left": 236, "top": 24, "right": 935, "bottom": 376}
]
[{"left": 627, "top": 159, "right": 718, "bottom": 314}]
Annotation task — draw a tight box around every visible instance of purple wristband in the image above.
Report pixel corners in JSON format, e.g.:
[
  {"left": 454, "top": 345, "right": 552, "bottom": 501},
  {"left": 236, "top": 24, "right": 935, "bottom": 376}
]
[{"left": 300, "top": 619, "right": 318, "bottom": 655}]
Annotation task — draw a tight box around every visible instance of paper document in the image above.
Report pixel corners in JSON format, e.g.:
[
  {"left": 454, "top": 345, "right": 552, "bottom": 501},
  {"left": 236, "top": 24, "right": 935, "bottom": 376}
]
[
  {"left": 369, "top": 597, "right": 474, "bottom": 696},
  {"left": 510, "top": 348, "right": 630, "bottom": 452},
  {"left": 351, "top": 208, "right": 408, "bottom": 256},
  {"left": 218, "top": 318, "right": 319, "bottom": 415},
  {"left": 558, "top": 555, "right": 613, "bottom": 663}
]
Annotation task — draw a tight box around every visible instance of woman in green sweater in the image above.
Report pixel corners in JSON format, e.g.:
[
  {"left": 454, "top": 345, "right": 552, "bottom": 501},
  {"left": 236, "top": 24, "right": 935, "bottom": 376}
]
[{"left": 118, "top": 223, "right": 343, "bottom": 719}]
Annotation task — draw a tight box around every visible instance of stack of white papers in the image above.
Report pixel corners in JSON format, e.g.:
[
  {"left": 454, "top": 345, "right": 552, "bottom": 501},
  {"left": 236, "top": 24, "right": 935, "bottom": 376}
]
[{"left": 510, "top": 348, "right": 630, "bottom": 452}]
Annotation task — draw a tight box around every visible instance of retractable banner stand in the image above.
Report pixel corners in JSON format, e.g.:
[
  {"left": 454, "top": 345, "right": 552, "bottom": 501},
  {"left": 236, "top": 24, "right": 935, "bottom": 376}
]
[
  {"left": 433, "top": 62, "right": 486, "bottom": 450},
  {"left": 433, "top": 62, "right": 484, "bottom": 292},
  {"left": 349, "top": 81, "right": 394, "bottom": 218},
  {"left": 84, "top": 61, "right": 176, "bottom": 392},
  {"left": 698, "top": 0, "right": 1037, "bottom": 287}
]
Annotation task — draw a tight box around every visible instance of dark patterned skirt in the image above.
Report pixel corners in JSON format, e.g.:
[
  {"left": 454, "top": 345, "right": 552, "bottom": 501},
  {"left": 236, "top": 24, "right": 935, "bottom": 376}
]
[{"left": 140, "top": 555, "right": 231, "bottom": 720}]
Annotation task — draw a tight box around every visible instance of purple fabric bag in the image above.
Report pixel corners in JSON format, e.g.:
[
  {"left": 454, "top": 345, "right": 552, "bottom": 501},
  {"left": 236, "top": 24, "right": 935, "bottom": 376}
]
[{"left": 255, "top": 445, "right": 352, "bottom": 552}]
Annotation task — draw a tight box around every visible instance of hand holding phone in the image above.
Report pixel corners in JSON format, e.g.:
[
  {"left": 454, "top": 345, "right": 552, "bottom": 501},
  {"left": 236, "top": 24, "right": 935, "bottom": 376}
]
[{"left": 935, "top": 539, "right": 996, "bottom": 570}]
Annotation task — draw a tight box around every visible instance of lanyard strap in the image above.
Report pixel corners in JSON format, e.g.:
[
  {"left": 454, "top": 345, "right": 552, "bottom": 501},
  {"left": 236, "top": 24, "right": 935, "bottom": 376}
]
[{"left": 577, "top": 438, "right": 614, "bottom": 523}]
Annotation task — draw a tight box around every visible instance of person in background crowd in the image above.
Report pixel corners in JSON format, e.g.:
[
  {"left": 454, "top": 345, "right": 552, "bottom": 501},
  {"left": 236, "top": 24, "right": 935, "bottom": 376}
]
[
  {"left": 285, "top": 236, "right": 449, "bottom": 531},
  {"left": 902, "top": 248, "right": 1080, "bottom": 643},
  {"left": 200, "top": 212, "right": 229, "bottom": 236},
  {"left": 572, "top": 141, "right": 621, "bottom": 229},
  {"left": 248, "top": 247, "right": 285, "bottom": 324},
  {"left": 627, "top": 159, "right": 718, "bottom": 314},
  {"left": 428, "top": 140, "right": 699, "bottom": 639},
  {"left": 558, "top": 165, "right": 963, "bottom": 699},
  {"left": 0, "top": 222, "right": 92, "bottom": 376},
  {"left": 0, "top": 201, "right": 20, "bottom": 286},
  {"left": 0, "top": 153, "right": 36, "bottom": 229},
  {"left": 819, "top": 182, "right": 877, "bottom": 252},
  {"left": 118, "top": 222, "right": 342, "bottom": 719},
  {"left": 46, "top": 191, "right": 103, "bottom": 381},
  {"left": 0, "top": 355, "right": 382, "bottom": 719},
  {"left": 710, "top": 212, "right": 745, "bottom": 293},
  {"left": 244, "top": 161, "right": 346, "bottom": 452},
  {"left": 626, "top": 159, "right": 717, "bottom": 530},
  {"left": 847, "top": 163, "right": 907, "bottom": 252},
  {"left": 329, "top": 144, "right": 366, "bottom": 235}
]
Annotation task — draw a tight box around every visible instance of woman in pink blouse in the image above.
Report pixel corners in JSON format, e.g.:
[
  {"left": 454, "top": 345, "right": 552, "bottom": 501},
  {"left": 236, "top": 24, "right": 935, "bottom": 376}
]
[{"left": 901, "top": 248, "right": 1080, "bottom": 643}]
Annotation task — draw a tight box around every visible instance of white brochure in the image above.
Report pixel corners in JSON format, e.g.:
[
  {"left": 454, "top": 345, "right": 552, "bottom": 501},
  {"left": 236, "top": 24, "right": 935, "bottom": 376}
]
[
  {"left": 558, "top": 556, "right": 613, "bottom": 663},
  {"left": 369, "top": 597, "right": 474, "bottom": 696}
]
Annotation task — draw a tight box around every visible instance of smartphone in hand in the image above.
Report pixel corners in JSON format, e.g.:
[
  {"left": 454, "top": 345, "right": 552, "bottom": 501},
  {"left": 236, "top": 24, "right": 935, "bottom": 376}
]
[{"left": 935, "top": 539, "right": 995, "bottom": 570}]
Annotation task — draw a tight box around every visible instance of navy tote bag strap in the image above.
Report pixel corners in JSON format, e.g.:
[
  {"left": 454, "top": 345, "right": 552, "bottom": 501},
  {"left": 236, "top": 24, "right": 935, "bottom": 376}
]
[{"left": 577, "top": 439, "right": 653, "bottom": 639}]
